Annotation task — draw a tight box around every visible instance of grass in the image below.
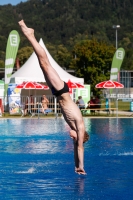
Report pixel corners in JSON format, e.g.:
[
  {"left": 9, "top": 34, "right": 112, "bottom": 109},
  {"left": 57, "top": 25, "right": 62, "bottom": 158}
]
[
  {"left": 101, "top": 99, "right": 130, "bottom": 111},
  {"left": 81, "top": 99, "right": 132, "bottom": 117},
  {"left": 1, "top": 112, "right": 61, "bottom": 118},
  {"left": 117, "top": 100, "right": 130, "bottom": 111},
  {"left": 0, "top": 100, "right": 131, "bottom": 118}
]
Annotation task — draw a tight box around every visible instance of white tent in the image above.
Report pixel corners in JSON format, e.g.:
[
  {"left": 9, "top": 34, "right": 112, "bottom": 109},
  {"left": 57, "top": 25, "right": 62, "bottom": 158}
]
[{"left": 10, "top": 38, "right": 84, "bottom": 84}]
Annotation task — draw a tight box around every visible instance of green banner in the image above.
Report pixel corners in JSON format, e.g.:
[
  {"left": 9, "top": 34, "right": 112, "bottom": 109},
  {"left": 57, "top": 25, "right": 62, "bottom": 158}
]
[
  {"left": 110, "top": 48, "right": 125, "bottom": 81},
  {"left": 4, "top": 30, "right": 20, "bottom": 97},
  {"left": 75, "top": 85, "right": 90, "bottom": 106}
]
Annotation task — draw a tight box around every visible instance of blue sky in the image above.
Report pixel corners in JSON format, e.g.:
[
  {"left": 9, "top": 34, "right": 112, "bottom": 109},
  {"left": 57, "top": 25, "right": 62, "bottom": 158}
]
[{"left": 0, "top": 0, "right": 27, "bottom": 5}]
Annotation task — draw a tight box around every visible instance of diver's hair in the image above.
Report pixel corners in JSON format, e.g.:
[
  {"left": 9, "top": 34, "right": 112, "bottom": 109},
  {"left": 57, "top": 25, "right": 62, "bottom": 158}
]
[{"left": 83, "top": 131, "right": 89, "bottom": 143}]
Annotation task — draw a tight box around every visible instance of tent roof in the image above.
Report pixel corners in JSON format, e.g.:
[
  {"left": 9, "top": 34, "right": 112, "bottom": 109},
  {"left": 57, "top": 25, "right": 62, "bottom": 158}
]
[{"left": 10, "top": 39, "right": 84, "bottom": 84}]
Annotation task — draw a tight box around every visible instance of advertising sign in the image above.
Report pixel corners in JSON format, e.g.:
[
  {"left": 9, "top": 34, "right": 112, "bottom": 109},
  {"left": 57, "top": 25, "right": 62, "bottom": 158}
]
[
  {"left": 0, "top": 80, "right": 4, "bottom": 97},
  {"left": 75, "top": 85, "right": 90, "bottom": 106},
  {"left": 4, "top": 30, "right": 20, "bottom": 98},
  {"left": 110, "top": 48, "right": 125, "bottom": 81},
  {"left": 8, "top": 83, "right": 21, "bottom": 114}
]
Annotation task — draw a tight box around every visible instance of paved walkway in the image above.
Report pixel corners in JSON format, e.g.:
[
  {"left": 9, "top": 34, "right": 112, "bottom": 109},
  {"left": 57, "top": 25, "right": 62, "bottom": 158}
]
[
  {"left": 1, "top": 110, "right": 133, "bottom": 118},
  {"left": 82, "top": 110, "right": 133, "bottom": 117},
  {"left": 112, "top": 110, "right": 133, "bottom": 117}
]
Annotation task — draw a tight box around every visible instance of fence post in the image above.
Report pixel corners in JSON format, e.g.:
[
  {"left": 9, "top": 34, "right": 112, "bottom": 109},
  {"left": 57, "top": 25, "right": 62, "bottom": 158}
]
[{"left": 54, "top": 97, "right": 58, "bottom": 118}]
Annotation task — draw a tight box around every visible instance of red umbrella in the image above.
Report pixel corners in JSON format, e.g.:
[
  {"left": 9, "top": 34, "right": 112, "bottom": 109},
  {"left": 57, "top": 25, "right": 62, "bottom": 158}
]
[
  {"left": 95, "top": 80, "right": 124, "bottom": 88},
  {"left": 16, "top": 81, "right": 49, "bottom": 90},
  {"left": 67, "top": 79, "right": 84, "bottom": 93}
]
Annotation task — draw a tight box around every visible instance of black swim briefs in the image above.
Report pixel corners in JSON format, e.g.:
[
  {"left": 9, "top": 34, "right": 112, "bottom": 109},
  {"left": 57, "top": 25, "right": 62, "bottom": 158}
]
[{"left": 51, "top": 82, "right": 69, "bottom": 97}]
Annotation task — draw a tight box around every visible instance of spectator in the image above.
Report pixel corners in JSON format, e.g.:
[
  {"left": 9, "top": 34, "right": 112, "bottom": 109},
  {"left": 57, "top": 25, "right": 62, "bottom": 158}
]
[
  {"left": 76, "top": 96, "right": 85, "bottom": 109},
  {"left": 40, "top": 95, "right": 52, "bottom": 114},
  {"left": 24, "top": 95, "right": 34, "bottom": 115},
  {"left": 86, "top": 97, "right": 95, "bottom": 109},
  {"left": 94, "top": 96, "right": 101, "bottom": 109},
  {"left": 41, "top": 95, "right": 49, "bottom": 110}
]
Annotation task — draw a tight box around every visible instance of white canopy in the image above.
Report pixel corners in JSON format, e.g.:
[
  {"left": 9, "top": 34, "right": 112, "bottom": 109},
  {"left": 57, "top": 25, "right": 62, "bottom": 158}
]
[{"left": 10, "top": 38, "right": 84, "bottom": 84}]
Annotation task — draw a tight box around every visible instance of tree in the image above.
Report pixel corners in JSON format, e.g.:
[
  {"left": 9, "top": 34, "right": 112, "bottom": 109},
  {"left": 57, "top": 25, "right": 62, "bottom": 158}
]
[
  {"left": 17, "top": 46, "right": 33, "bottom": 66},
  {"left": 70, "top": 38, "right": 115, "bottom": 96},
  {"left": 0, "top": 60, "right": 4, "bottom": 68},
  {"left": 54, "top": 44, "right": 72, "bottom": 69},
  {"left": 121, "top": 49, "right": 133, "bottom": 70}
]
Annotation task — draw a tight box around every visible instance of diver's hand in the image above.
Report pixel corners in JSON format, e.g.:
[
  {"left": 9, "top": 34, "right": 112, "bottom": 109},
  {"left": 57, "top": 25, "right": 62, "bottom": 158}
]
[{"left": 75, "top": 167, "right": 87, "bottom": 175}]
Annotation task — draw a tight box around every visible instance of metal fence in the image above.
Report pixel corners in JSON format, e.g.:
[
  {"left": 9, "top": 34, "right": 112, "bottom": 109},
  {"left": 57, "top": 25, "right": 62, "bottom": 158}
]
[{"left": 0, "top": 95, "right": 62, "bottom": 117}]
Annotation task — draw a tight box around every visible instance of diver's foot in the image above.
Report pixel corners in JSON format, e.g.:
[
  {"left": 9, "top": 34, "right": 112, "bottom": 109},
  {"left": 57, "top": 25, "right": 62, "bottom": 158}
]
[{"left": 18, "top": 20, "right": 34, "bottom": 38}]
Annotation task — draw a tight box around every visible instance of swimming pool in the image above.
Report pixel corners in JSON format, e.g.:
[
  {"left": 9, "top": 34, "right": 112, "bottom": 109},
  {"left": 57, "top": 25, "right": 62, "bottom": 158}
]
[{"left": 0, "top": 118, "right": 133, "bottom": 199}]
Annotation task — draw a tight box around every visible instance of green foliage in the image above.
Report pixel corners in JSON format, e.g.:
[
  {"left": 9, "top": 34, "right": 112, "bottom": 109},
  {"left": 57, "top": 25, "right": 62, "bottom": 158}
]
[
  {"left": 0, "top": 60, "right": 4, "bottom": 68},
  {"left": 54, "top": 45, "right": 72, "bottom": 69},
  {"left": 0, "top": 51, "right": 5, "bottom": 68},
  {"left": 0, "top": 0, "right": 132, "bottom": 50},
  {"left": 17, "top": 46, "right": 33, "bottom": 66},
  {"left": 121, "top": 49, "right": 133, "bottom": 70},
  {"left": 0, "top": 0, "right": 133, "bottom": 94},
  {"left": 70, "top": 39, "right": 115, "bottom": 95}
]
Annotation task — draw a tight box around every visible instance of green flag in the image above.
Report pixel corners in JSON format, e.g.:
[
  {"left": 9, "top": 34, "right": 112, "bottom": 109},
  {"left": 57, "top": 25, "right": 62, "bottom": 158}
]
[
  {"left": 4, "top": 30, "right": 20, "bottom": 97},
  {"left": 110, "top": 48, "right": 125, "bottom": 81}
]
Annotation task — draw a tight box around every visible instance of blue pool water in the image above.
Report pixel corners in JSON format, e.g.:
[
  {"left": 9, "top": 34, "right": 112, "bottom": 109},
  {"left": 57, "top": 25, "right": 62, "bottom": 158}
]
[{"left": 0, "top": 118, "right": 133, "bottom": 199}]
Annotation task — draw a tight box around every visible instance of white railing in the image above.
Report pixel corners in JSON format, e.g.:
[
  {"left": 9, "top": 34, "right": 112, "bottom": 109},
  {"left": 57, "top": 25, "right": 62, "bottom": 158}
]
[
  {"left": 20, "top": 95, "right": 62, "bottom": 117},
  {"left": 0, "top": 95, "right": 62, "bottom": 117},
  {"left": 105, "top": 93, "right": 131, "bottom": 99}
]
